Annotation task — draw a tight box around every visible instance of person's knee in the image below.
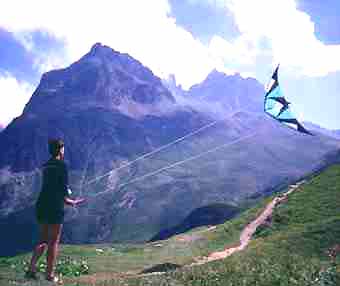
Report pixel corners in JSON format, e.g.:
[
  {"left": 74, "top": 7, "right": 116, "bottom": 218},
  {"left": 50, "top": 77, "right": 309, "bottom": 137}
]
[{"left": 37, "top": 242, "right": 48, "bottom": 249}]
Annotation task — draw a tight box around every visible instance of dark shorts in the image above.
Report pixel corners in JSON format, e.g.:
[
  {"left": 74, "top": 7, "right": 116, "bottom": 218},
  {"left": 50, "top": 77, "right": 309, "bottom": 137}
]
[{"left": 36, "top": 207, "right": 64, "bottom": 225}]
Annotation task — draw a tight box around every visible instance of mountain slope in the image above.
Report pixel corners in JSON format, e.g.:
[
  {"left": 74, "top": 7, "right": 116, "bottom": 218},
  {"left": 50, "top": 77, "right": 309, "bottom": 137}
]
[
  {"left": 132, "top": 164, "right": 340, "bottom": 286},
  {"left": 303, "top": 122, "right": 340, "bottom": 139},
  {"left": 150, "top": 203, "right": 240, "bottom": 242}
]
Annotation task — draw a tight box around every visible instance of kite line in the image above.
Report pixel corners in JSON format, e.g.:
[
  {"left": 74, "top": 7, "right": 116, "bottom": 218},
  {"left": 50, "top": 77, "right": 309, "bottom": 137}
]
[
  {"left": 87, "top": 126, "right": 262, "bottom": 198},
  {"left": 83, "top": 110, "right": 242, "bottom": 188}
]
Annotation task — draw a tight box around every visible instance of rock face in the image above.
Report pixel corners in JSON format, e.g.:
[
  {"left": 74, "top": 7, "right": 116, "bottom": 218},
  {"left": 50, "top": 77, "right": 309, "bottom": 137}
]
[
  {"left": 24, "top": 42, "right": 175, "bottom": 121},
  {"left": 186, "top": 69, "right": 264, "bottom": 114},
  {"left": 164, "top": 69, "right": 264, "bottom": 118},
  {"left": 1, "top": 43, "right": 340, "bottom": 256}
]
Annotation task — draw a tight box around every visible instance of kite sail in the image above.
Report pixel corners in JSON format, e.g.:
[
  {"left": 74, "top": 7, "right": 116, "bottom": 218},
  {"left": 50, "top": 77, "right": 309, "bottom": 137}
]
[{"left": 264, "top": 65, "right": 312, "bottom": 135}]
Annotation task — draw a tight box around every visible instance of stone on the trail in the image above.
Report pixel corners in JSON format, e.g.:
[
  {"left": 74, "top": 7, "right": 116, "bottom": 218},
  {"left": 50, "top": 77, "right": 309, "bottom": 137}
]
[{"left": 141, "top": 263, "right": 182, "bottom": 274}]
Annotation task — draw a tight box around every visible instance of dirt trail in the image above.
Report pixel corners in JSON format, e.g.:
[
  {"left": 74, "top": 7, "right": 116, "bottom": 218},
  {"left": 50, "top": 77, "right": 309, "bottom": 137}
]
[
  {"left": 191, "top": 181, "right": 305, "bottom": 265},
  {"left": 70, "top": 181, "right": 305, "bottom": 283}
]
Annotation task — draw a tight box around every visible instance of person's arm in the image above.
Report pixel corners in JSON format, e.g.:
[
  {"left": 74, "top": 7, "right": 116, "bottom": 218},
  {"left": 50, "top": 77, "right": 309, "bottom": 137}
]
[
  {"left": 64, "top": 196, "right": 86, "bottom": 207},
  {"left": 61, "top": 162, "right": 69, "bottom": 198},
  {"left": 61, "top": 162, "right": 86, "bottom": 207}
]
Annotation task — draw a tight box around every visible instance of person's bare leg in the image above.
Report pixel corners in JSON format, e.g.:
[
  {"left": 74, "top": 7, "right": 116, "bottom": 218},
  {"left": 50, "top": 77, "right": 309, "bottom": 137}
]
[
  {"left": 46, "top": 224, "right": 62, "bottom": 279},
  {"left": 29, "top": 224, "right": 48, "bottom": 273}
]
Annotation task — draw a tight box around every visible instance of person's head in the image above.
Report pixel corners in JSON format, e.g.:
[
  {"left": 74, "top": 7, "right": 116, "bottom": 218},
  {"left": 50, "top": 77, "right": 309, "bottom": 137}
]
[{"left": 48, "top": 139, "right": 65, "bottom": 160}]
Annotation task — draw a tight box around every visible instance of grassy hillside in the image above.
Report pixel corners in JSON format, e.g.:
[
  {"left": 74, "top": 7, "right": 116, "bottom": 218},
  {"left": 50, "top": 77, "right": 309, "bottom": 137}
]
[
  {"left": 1, "top": 165, "right": 340, "bottom": 286},
  {"left": 0, "top": 195, "right": 272, "bottom": 285}
]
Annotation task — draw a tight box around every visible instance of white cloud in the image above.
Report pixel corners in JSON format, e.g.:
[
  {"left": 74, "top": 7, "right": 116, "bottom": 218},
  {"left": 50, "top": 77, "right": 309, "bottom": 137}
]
[
  {"left": 186, "top": 0, "right": 227, "bottom": 8},
  {"left": 1, "top": 0, "right": 339, "bottom": 85},
  {"left": 0, "top": 0, "right": 227, "bottom": 90},
  {"left": 209, "top": 34, "right": 268, "bottom": 66},
  {"left": 0, "top": 74, "right": 34, "bottom": 127},
  {"left": 207, "top": 0, "right": 340, "bottom": 76},
  {"left": 13, "top": 30, "right": 68, "bottom": 74}
]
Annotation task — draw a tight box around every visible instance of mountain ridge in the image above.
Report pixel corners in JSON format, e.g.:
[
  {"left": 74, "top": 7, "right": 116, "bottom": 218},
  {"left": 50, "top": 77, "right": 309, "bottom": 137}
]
[
  {"left": 22, "top": 42, "right": 175, "bottom": 121},
  {"left": 303, "top": 121, "right": 340, "bottom": 139},
  {"left": 164, "top": 69, "right": 264, "bottom": 118}
]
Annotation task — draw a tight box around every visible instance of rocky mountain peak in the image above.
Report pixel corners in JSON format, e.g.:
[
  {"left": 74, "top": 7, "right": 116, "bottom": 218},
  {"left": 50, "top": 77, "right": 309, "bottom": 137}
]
[
  {"left": 186, "top": 69, "right": 264, "bottom": 114},
  {"left": 205, "top": 69, "right": 229, "bottom": 82},
  {"left": 205, "top": 69, "right": 247, "bottom": 85},
  {"left": 90, "top": 42, "right": 106, "bottom": 53},
  {"left": 23, "top": 43, "right": 175, "bottom": 119},
  {"left": 86, "top": 42, "right": 122, "bottom": 63}
]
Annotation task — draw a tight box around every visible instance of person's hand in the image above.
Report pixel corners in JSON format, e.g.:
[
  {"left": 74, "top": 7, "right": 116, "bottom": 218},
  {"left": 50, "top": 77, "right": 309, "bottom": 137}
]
[
  {"left": 76, "top": 198, "right": 85, "bottom": 204},
  {"left": 74, "top": 198, "right": 86, "bottom": 206}
]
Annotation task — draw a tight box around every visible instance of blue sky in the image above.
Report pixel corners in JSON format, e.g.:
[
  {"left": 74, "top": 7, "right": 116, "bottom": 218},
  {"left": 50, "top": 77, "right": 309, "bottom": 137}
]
[{"left": 0, "top": 0, "right": 339, "bottom": 130}]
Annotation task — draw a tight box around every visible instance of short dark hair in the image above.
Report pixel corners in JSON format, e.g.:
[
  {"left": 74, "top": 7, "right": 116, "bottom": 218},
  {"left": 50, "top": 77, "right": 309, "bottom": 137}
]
[{"left": 48, "top": 139, "right": 64, "bottom": 157}]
